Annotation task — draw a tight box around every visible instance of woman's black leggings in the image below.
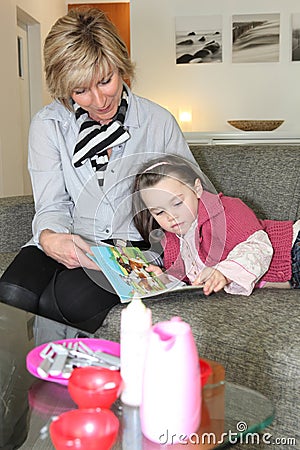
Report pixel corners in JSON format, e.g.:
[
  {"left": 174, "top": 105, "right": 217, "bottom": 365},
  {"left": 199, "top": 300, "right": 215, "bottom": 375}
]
[{"left": 0, "top": 246, "right": 120, "bottom": 333}]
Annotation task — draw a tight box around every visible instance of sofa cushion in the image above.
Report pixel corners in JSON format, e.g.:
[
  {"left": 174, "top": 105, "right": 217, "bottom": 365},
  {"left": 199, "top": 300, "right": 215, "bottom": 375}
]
[
  {"left": 0, "top": 253, "right": 17, "bottom": 277},
  {"left": 191, "top": 144, "right": 300, "bottom": 221}
]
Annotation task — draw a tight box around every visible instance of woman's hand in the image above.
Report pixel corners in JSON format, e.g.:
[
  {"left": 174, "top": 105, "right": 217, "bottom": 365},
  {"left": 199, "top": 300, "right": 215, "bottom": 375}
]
[
  {"left": 192, "top": 267, "right": 230, "bottom": 296},
  {"left": 39, "top": 229, "right": 100, "bottom": 270}
]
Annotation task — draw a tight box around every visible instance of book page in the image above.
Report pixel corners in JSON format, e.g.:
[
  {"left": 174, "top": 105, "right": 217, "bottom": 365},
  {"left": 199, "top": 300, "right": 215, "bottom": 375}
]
[{"left": 90, "top": 245, "right": 200, "bottom": 302}]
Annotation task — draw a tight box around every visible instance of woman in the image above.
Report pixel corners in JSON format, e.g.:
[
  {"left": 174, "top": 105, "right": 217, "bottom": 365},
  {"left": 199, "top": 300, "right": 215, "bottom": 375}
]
[{"left": 0, "top": 8, "right": 197, "bottom": 339}]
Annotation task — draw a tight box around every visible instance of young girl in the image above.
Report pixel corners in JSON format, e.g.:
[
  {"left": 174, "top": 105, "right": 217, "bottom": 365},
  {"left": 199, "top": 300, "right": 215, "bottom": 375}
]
[{"left": 132, "top": 155, "right": 300, "bottom": 296}]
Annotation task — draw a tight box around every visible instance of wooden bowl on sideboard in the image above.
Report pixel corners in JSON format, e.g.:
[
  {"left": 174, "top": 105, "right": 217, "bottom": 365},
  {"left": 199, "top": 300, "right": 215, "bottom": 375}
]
[{"left": 227, "top": 120, "right": 284, "bottom": 132}]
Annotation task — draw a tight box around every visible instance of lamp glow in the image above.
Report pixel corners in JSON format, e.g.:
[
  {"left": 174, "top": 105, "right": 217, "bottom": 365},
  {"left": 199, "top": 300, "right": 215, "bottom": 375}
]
[
  {"left": 179, "top": 111, "right": 192, "bottom": 123},
  {"left": 178, "top": 109, "right": 193, "bottom": 131}
]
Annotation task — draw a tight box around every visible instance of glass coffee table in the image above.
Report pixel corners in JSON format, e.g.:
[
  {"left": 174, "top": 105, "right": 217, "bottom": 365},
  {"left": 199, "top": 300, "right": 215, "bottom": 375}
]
[{"left": 0, "top": 303, "right": 274, "bottom": 449}]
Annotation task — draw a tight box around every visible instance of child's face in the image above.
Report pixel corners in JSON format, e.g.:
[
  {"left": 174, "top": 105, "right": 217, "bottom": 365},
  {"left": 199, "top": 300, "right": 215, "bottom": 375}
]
[{"left": 141, "top": 177, "right": 202, "bottom": 236}]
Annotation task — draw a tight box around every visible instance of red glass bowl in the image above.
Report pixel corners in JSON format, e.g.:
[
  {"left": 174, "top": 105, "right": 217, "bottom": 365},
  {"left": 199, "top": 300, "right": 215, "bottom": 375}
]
[
  {"left": 200, "top": 359, "right": 212, "bottom": 386},
  {"left": 68, "top": 366, "right": 123, "bottom": 409},
  {"left": 49, "top": 408, "right": 119, "bottom": 450}
]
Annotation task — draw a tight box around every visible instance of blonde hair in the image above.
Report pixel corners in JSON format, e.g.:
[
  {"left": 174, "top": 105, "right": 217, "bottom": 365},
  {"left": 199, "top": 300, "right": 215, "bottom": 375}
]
[{"left": 44, "top": 7, "right": 135, "bottom": 109}]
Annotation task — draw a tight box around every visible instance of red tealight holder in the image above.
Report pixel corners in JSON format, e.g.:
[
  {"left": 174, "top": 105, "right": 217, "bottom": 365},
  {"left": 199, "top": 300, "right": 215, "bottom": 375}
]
[
  {"left": 68, "top": 366, "right": 123, "bottom": 409},
  {"left": 50, "top": 408, "right": 119, "bottom": 450},
  {"left": 200, "top": 359, "right": 212, "bottom": 387}
]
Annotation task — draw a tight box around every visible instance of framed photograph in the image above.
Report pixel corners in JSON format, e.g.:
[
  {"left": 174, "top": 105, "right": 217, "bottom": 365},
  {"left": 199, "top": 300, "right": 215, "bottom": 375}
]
[
  {"left": 175, "top": 15, "right": 222, "bottom": 65},
  {"left": 232, "top": 13, "right": 280, "bottom": 63},
  {"left": 292, "top": 13, "right": 300, "bottom": 61}
]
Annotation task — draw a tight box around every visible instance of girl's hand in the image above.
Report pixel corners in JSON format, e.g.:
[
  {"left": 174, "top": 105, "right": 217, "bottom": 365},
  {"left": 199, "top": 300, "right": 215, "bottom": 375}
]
[
  {"left": 146, "top": 264, "right": 172, "bottom": 284},
  {"left": 39, "top": 229, "right": 100, "bottom": 270},
  {"left": 192, "top": 267, "right": 230, "bottom": 296},
  {"left": 146, "top": 264, "right": 163, "bottom": 276}
]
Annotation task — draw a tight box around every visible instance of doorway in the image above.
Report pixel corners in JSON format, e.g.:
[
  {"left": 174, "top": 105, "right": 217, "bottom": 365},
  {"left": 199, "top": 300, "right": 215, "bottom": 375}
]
[
  {"left": 16, "top": 7, "right": 43, "bottom": 195},
  {"left": 17, "top": 23, "right": 31, "bottom": 194},
  {"left": 68, "top": 3, "right": 130, "bottom": 53}
]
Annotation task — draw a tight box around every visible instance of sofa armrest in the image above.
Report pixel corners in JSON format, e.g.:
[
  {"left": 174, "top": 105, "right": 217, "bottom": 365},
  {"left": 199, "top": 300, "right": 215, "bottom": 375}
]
[{"left": 0, "top": 196, "right": 34, "bottom": 252}]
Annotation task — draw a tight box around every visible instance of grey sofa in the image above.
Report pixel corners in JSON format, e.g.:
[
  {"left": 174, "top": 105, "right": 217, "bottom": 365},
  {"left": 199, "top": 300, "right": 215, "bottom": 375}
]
[{"left": 0, "top": 144, "right": 299, "bottom": 448}]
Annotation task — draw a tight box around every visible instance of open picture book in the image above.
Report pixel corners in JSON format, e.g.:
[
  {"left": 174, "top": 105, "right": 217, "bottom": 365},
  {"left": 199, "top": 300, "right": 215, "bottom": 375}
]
[{"left": 89, "top": 245, "right": 202, "bottom": 303}]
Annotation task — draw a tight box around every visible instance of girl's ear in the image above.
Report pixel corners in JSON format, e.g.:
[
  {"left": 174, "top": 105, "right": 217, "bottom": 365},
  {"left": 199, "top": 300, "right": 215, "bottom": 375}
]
[{"left": 194, "top": 178, "right": 203, "bottom": 198}]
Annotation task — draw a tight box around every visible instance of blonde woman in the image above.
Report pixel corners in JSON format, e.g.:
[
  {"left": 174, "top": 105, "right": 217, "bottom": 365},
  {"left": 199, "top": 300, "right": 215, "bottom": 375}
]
[{"left": 0, "top": 8, "right": 197, "bottom": 339}]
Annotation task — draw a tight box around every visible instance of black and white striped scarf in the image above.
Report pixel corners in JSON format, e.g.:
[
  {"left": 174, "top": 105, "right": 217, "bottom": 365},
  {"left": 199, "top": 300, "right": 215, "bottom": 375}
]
[{"left": 72, "top": 87, "right": 130, "bottom": 186}]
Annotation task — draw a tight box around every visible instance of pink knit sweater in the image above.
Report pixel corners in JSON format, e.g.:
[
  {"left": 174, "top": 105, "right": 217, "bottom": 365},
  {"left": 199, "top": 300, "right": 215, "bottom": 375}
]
[{"left": 162, "top": 191, "right": 293, "bottom": 283}]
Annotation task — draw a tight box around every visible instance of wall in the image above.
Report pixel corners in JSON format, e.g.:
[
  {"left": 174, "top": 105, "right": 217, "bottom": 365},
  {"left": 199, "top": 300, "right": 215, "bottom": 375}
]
[
  {"left": 130, "top": 0, "right": 300, "bottom": 134},
  {"left": 0, "top": 0, "right": 66, "bottom": 197},
  {"left": 2, "top": 0, "right": 300, "bottom": 196}
]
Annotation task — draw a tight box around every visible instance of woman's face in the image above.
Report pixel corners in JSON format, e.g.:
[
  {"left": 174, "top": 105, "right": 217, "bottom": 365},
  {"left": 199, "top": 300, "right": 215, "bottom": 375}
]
[{"left": 71, "top": 70, "right": 123, "bottom": 124}]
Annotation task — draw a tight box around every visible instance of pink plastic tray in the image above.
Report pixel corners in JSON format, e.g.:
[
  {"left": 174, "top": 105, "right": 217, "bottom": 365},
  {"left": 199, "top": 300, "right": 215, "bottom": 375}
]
[{"left": 26, "top": 338, "right": 120, "bottom": 386}]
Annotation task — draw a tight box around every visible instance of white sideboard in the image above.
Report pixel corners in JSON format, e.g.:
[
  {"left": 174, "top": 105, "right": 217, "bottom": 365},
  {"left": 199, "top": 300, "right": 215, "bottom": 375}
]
[{"left": 183, "top": 132, "right": 300, "bottom": 145}]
